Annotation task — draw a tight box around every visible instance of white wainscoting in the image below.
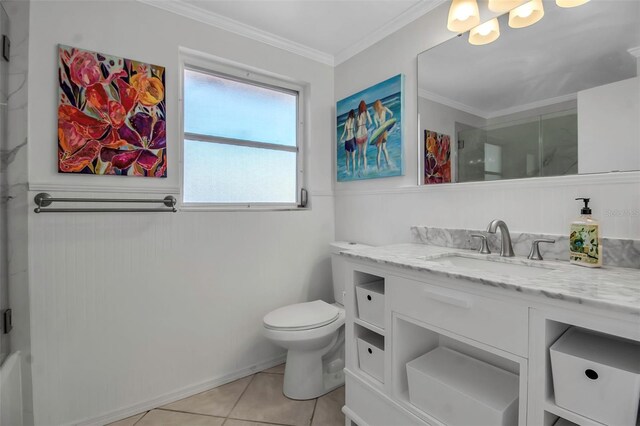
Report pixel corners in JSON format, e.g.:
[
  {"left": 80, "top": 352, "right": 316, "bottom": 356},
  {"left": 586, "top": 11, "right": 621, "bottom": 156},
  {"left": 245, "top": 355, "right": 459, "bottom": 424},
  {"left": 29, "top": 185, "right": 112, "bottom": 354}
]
[
  {"left": 27, "top": 192, "right": 335, "bottom": 425},
  {"left": 335, "top": 172, "right": 640, "bottom": 245}
]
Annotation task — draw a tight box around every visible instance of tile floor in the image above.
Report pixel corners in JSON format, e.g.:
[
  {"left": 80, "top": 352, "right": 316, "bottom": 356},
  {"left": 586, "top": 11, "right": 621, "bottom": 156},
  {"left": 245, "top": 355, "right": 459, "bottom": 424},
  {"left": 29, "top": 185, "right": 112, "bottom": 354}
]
[{"left": 107, "top": 364, "right": 345, "bottom": 426}]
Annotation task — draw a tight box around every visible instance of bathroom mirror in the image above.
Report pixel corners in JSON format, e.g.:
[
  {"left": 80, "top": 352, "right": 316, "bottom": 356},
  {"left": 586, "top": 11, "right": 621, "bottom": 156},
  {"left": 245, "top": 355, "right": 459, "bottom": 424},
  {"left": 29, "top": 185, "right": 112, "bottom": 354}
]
[{"left": 417, "top": 0, "right": 640, "bottom": 184}]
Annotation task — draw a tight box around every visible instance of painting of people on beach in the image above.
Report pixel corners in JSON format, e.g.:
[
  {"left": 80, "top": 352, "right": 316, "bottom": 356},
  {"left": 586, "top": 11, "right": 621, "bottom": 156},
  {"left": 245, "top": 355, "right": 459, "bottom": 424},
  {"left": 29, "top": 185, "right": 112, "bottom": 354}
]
[
  {"left": 58, "top": 45, "right": 167, "bottom": 177},
  {"left": 424, "top": 129, "right": 451, "bottom": 184},
  {"left": 336, "top": 74, "right": 404, "bottom": 181}
]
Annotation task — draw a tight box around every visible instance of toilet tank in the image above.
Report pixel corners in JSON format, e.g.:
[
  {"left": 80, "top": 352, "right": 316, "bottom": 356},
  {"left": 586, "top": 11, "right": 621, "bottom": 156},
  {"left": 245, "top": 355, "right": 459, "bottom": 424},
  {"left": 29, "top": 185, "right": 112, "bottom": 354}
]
[{"left": 330, "top": 242, "right": 371, "bottom": 305}]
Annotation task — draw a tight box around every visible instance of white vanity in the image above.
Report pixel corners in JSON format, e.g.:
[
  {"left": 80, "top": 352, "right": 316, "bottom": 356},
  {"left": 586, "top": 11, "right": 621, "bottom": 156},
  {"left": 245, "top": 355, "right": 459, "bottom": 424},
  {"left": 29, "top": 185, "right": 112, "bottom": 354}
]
[{"left": 336, "top": 244, "right": 640, "bottom": 426}]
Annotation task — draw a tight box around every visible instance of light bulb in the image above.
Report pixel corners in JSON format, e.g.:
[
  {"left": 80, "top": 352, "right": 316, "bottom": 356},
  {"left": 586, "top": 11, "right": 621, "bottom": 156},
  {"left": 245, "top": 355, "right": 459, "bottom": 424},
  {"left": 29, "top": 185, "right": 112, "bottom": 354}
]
[
  {"left": 518, "top": 3, "right": 533, "bottom": 17},
  {"left": 455, "top": 4, "right": 474, "bottom": 20},
  {"left": 509, "top": 0, "right": 544, "bottom": 28},
  {"left": 469, "top": 18, "right": 500, "bottom": 45},
  {"left": 447, "top": 0, "right": 481, "bottom": 33},
  {"left": 478, "top": 25, "right": 492, "bottom": 36}
]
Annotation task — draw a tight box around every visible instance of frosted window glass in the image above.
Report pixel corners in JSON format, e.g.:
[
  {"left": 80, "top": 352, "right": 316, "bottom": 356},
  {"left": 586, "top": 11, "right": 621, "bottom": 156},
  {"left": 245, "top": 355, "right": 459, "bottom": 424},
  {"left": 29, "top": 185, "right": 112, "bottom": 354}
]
[
  {"left": 184, "top": 69, "right": 297, "bottom": 147},
  {"left": 184, "top": 140, "right": 297, "bottom": 204}
]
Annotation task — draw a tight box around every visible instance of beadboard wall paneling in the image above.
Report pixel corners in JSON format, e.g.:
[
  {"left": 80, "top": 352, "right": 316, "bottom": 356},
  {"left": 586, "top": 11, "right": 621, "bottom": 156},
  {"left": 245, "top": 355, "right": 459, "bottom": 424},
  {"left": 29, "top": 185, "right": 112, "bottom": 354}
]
[
  {"left": 28, "top": 194, "right": 334, "bottom": 425},
  {"left": 26, "top": 0, "right": 335, "bottom": 424},
  {"left": 334, "top": 173, "right": 640, "bottom": 245}
]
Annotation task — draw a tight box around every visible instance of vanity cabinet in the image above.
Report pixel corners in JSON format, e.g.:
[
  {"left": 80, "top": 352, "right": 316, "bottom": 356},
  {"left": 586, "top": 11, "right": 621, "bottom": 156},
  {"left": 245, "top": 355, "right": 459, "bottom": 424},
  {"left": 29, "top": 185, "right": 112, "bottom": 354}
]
[
  {"left": 339, "top": 255, "right": 640, "bottom": 426},
  {"left": 388, "top": 275, "right": 529, "bottom": 358}
]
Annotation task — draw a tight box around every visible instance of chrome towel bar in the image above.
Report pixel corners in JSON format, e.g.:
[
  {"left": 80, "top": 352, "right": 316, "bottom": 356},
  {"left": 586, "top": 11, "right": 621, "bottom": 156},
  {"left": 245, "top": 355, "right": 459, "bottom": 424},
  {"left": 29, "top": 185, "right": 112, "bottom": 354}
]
[{"left": 33, "top": 193, "right": 177, "bottom": 213}]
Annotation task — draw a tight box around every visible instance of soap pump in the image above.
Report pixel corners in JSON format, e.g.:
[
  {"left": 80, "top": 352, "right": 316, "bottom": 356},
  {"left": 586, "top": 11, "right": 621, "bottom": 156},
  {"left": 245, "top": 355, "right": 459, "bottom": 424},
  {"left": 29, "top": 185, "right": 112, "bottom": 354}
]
[{"left": 569, "top": 197, "right": 602, "bottom": 267}]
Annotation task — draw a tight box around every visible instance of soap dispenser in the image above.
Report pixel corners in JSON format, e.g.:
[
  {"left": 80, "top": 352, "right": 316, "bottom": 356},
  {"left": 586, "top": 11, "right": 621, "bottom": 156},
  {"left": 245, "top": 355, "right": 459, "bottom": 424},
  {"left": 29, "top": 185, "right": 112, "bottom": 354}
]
[{"left": 569, "top": 198, "right": 602, "bottom": 268}]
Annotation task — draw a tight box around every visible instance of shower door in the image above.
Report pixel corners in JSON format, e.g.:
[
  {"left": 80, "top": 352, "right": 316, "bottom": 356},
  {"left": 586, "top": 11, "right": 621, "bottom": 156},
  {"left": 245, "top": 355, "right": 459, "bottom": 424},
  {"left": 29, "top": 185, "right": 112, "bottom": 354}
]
[{"left": 0, "top": 2, "right": 9, "bottom": 365}]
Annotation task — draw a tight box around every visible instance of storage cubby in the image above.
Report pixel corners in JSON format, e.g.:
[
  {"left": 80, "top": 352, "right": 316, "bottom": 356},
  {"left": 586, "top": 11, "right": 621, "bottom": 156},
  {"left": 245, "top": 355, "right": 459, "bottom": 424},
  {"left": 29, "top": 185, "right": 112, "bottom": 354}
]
[
  {"left": 543, "top": 320, "right": 640, "bottom": 426},
  {"left": 392, "top": 314, "right": 525, "bottom": 425},
  {"left": 355, "top": 324, "right": 385, "bottom": 385},
  {"left": 353, "top": 271, "right": 385, "bottom": 331}
]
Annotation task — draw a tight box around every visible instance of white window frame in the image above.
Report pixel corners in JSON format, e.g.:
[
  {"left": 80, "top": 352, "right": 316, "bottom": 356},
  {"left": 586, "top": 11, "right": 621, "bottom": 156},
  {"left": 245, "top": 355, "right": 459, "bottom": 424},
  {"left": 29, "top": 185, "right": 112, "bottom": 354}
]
[{"left": 179, "top": 48, "right": 306, "bottom": 211}]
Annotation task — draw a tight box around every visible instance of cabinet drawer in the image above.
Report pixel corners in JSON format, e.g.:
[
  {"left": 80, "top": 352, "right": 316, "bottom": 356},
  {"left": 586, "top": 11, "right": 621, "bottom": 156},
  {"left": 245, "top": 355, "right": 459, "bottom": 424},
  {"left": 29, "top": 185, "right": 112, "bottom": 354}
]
[{"left": 389, "top": 275, "right": 528, "bottom": 357}]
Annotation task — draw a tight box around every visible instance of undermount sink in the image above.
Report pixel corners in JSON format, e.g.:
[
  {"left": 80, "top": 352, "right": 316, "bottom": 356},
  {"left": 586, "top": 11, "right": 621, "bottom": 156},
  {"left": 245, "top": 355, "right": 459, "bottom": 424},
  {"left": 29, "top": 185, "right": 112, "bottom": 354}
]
[{"left": 421, "top": 254, "right": 555, "bottom": 279}]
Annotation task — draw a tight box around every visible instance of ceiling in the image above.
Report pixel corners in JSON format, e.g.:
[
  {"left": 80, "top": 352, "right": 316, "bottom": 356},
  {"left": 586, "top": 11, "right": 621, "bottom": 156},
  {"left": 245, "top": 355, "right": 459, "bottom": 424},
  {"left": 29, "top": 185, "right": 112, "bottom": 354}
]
[
  {"left": 145, "top": 0, "right": 442, "bottom": 65},
  {"left": 418, "top": 0, "right": 640, "bottom": 117}
]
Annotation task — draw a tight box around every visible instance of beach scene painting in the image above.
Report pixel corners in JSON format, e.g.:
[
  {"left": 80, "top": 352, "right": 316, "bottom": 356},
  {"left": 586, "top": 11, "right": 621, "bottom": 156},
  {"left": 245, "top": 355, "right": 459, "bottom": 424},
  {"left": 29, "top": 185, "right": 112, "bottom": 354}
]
[{"left": 336, "top": 74, "right": 404, "bottom": 181}]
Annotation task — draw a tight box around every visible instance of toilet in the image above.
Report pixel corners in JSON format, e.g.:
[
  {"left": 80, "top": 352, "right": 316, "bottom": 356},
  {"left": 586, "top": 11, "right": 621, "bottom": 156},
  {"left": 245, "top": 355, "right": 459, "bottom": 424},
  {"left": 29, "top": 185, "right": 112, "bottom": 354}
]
[{"left": 263, "top": 241, "right": 370, "bottom": 400}]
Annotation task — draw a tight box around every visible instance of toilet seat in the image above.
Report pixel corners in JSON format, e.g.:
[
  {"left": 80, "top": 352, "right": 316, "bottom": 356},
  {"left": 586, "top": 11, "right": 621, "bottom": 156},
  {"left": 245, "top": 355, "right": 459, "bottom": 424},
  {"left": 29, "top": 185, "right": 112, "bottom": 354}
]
[{"left": 264, "top": 300, "right": 339, "bottom": 331}]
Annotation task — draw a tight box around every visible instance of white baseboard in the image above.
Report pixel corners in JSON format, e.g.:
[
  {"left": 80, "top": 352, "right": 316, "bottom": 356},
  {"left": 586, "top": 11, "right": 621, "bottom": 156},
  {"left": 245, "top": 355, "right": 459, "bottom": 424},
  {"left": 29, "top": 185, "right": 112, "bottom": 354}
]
[{"left": 77, "top": 354, "right": 287, "bottom": 426}]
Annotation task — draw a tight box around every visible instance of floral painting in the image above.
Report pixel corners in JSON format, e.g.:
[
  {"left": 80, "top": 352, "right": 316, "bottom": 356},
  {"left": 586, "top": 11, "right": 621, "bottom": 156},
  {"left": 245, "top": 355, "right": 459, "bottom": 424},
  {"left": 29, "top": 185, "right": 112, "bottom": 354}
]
[
  {"left": 336, "top": 75, "right": 404, "bottom": 181},
  {"left": 424, "top": 130, "right": 451, "bottom": 184},
  {"left": 58, "top": 45, "right": 167, "bottom": 177}
]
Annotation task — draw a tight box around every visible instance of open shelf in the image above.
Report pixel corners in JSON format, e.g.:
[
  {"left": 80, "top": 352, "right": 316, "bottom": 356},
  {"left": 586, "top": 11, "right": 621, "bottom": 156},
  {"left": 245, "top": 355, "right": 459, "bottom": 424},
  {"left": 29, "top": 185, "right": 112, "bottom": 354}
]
[
  {"left": 543, "top": 411, "right": 583, "bottom": 426},
  {"left": 354, "top": 317, "right": 385, "bottom": 336},
  {"left": 544, "top": 400, "right": 605, "bottom": 426},
  {"left": 354, "top": 324, "right": 385, "bottom": 388},
  {"left": 391, "top": 313, "right": 525, "bottom": 425},
  {"left": 353, "top": 270, "right": 385, "bottom": 331},
  {"left": 543, "top": 320, "right": 640, "bottom": 426}
]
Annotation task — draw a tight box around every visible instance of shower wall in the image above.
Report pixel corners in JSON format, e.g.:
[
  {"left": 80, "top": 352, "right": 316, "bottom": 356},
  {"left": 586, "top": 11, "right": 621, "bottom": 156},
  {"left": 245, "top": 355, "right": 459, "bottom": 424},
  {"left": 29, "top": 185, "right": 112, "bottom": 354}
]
[{"left": 2, "top": 0, "right": 32, "bottom": 424}]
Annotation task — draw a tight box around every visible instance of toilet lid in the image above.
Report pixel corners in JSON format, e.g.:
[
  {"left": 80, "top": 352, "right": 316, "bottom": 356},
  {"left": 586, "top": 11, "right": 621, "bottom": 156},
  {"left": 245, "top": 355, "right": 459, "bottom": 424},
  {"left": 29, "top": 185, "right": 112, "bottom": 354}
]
[{"left": 264, "top": 300, "right": 340, "bottom": 331}]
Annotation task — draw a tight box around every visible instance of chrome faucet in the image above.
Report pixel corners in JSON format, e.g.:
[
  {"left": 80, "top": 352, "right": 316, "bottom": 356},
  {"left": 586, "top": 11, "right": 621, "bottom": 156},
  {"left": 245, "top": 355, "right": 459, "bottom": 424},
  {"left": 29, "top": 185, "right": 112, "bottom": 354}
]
[{"left": 486, "top": 219, "right": 515, "bottom": 257}]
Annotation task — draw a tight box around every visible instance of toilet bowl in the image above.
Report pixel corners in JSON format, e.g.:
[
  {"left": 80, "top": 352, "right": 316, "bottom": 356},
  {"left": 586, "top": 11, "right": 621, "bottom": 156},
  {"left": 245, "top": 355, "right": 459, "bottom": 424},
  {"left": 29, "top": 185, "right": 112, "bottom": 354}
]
[{"left": 262, "top": 242, "right": 370, "bottom": 400}]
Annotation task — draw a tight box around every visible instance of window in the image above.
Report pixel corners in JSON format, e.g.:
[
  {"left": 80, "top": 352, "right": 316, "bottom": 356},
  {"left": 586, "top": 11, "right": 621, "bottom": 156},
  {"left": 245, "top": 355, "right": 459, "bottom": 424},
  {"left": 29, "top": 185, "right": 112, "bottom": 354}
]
[{"left": 182, "top": 58, "right": 304, "bottom": 208}]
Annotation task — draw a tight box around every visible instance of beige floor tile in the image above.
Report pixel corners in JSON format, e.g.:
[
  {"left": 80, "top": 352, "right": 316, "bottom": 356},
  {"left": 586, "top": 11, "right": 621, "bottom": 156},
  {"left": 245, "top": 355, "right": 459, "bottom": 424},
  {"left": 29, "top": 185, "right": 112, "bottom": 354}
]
[
  {"left": 161, "top": 376, "right": 253, "bottom": 417},
  {"left": 105, "top": 412, "right": 146, "bottom": 426},
  {"left": 224, "top": 420, "right": 287, "bottom": 426},
  {"left": 311, "top": 387, "right": 345, "bottom": 426},
  {"left": 229, "top": 373, "right": 316, "bottom": 426},
  {"left": 262, "top": 363, "right": 285, "bottom": 374},
  {"left": 136, "top": 409, "right": 224, "bottom": 426}
]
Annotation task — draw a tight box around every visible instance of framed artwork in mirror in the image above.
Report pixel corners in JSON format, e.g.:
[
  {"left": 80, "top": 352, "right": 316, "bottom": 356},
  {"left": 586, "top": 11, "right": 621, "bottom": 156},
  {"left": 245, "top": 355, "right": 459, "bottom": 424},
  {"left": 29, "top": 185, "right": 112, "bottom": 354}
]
[{"left": 424, "top": 130, "right": 451, "bottom": 184}]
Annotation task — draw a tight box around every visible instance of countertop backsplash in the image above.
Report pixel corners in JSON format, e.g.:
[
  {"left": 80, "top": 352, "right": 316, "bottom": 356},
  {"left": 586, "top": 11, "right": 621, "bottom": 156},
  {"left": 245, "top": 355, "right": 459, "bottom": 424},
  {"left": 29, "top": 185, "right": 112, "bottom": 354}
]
[{"left": 410, "top": 226, "right": 640, "bottom": 269}]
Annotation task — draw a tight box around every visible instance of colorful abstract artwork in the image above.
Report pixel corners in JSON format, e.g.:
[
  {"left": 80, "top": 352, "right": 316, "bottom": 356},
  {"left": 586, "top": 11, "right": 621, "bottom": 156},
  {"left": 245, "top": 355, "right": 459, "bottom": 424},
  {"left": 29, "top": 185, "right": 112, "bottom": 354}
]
[
  {"left": 424, "top": 130, "right": 451, "bottom": 184},
  {"left": 336, "top": 75, "right": 404, "bottom": 181},
  {"left": 58, "top": 45, "right": 167, "bottom": 177}
]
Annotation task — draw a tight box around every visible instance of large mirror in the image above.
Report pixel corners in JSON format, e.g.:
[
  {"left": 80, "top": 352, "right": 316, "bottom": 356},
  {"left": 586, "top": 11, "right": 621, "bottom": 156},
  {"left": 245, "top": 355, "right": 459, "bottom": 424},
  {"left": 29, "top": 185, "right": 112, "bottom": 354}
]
[{"left": 418, "top": 0, "right": 640, "bottom": 184}]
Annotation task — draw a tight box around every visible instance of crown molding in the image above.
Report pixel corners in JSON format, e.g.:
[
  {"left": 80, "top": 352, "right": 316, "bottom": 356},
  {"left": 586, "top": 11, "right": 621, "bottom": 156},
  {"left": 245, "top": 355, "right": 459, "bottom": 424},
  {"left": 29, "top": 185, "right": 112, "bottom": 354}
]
[
  {"left": 419, "top": 88, "right": 489, "bottom": 119},
  {"left": 334, "top": 0, "right": 449, "bottom": 66},
  {"left": 138, "top": 0, "right": 448, "bottom": 68},
  {"left": 138, "top": 0, "right": 335, "bottom": 66},
  {"left": 486, "top": 92, "right": 577, "bottom": 119},
  {"left": 419, "top": 88, "right": 578, "bottom": 120}
]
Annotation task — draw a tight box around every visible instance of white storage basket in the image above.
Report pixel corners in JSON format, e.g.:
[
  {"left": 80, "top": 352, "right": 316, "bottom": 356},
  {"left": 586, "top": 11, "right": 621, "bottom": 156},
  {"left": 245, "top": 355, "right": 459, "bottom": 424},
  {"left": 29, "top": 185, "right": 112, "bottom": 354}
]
[
  {"left": 407, "top": 347, "right": 519, "bottom": 426},
  {"left": 355, "top": 280, "right": 385, "bottom": 329}
]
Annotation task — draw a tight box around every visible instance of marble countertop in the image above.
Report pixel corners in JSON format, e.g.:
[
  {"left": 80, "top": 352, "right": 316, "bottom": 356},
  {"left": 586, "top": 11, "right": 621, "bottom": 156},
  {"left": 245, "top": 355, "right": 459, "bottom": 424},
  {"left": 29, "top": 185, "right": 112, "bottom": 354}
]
[{"left": 340, "top": 244, "right": 640, "bottom": 316}]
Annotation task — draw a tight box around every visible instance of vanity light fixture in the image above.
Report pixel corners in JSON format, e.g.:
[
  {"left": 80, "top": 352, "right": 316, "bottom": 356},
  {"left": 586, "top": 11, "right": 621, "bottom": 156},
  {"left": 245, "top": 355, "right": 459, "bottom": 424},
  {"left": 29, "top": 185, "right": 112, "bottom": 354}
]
[
  {"left": 469, "top": 18, "right": 500, "bottom": 45},
  {"left": 508, "top": 0, "right": 545, "bottom": 28},
  {"left": 447, "top": 0, "right": 480, "bottom": 33},
  {"left": 488, "top": 0, "right": 524, "bottom": 13},
  {"left": 556, "top": 0, "right": 589, "bottom": 7}
]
